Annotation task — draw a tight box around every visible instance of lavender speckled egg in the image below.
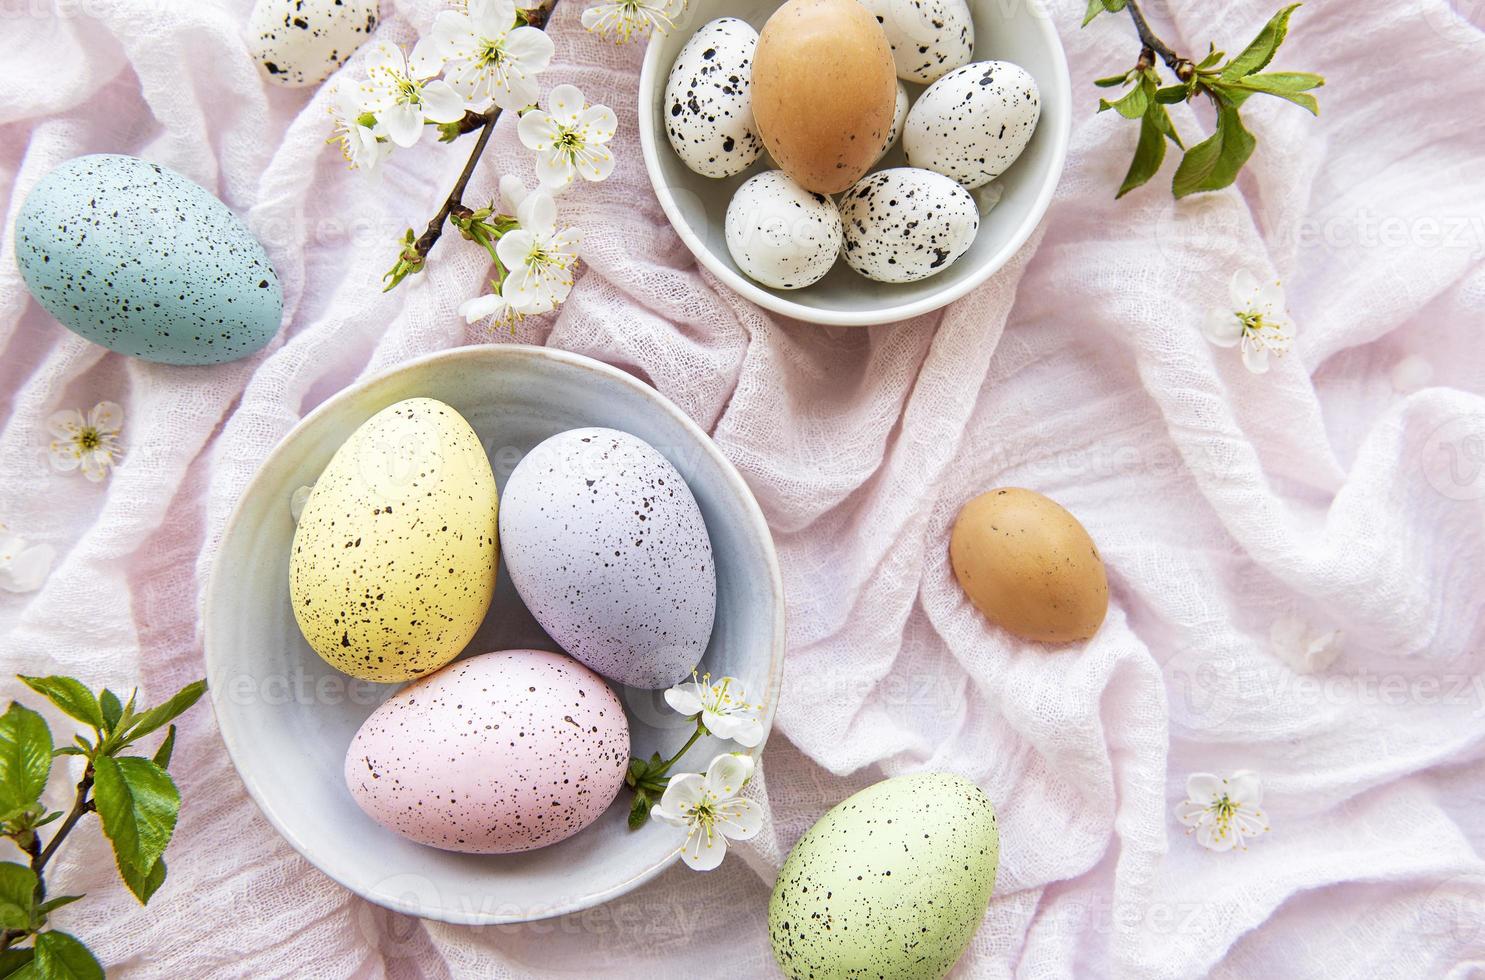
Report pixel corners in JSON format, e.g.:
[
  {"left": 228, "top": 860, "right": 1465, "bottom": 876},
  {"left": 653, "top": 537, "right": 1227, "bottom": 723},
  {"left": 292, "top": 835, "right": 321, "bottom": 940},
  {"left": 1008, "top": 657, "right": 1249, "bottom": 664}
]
[
  {"left": 248, "top": 0, "right": 379, "bottom": 88},
  {"left": 769, "top": 773, "right": 1000, "bottom": 980},
  {"left": 500, "top": 428, "right": 716, "bottom": 690},
  {"left": 903, "top": 60, "right": 1041, "bottom": 189},
  {"left": 665, "top": 17, "right": 764, "bottom": 178},
  {"left": 13, "top": 154, "right": 282, "bottom": 365},
  {"left": 858, "top": 0, "right": 974, "bottom": 84},
  {"left": 291, "top": 398, "right": 498, "bottom": 683},
  {"left": 839, "top": 167, "right": 978, "bottom": 283},
  {"left": 345, "top": 650, "right": 629, "bottom": 853},
  {"left": 725, "top": 170, "right": 843, "bottom": 290}
]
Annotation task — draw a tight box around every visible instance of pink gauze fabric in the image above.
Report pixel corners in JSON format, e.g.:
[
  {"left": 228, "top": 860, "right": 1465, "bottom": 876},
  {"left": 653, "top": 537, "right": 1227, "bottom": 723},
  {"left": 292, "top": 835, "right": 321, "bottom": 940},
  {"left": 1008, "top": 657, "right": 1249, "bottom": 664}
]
[{"left": 3, "top": 0, "right": 1485, "bottom": 976}]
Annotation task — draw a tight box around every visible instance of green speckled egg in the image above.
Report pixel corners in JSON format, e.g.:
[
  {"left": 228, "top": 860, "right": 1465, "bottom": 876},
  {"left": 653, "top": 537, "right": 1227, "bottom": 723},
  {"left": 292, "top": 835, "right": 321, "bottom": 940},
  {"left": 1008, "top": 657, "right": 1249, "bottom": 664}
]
[
  {"left": 14, "top": 154, "right": 282, "bottom": 365},
  {"left": 769, "top": 773, "right": 999, "bottom": 980},
  {"left": 290, "top": 398, "right": 498, "bottom": 683}
]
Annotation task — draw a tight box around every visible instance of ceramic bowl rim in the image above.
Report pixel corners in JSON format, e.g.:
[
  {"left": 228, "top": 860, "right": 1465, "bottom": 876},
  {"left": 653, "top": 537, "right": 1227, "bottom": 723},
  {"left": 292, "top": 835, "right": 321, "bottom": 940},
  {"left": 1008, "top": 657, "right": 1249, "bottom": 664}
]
[
  {"left": 203, "top": 344, "right": 787, "bottom": 925},
  {"left": 636, "top": 4, "right": 1072, "bottom": 326}
]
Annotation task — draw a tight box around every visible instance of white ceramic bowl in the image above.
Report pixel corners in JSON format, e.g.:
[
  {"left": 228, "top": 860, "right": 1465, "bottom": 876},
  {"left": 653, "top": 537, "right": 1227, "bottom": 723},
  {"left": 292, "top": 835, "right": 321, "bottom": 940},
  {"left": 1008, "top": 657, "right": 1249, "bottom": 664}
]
[
  {"left": 204, "top": 346, "right": 785, "bottom": 924},
  {"left": 638, "top": 0, "right": 1071, "bottom": 326}
]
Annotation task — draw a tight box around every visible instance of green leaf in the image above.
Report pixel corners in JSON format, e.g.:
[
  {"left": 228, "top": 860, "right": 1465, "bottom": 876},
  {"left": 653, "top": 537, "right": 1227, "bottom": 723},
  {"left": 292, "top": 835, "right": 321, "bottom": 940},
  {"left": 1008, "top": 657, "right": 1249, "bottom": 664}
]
[
  {"left": 1099, "top": 81, "right": 1148, "bottom": 119},
  {"left": 91, "top": 755, "right": 179, "bottom": 899},
  {"left": 0, "top": 949, "right": 32, "bottom": 979},
  {"left": 151, "top": 726, "right": 176, "bottom": 770},
  {"left": 50, "top": 748, "right": 82, "bottom": 759},
  {"left": 1198, "top": 44, "right": 1225, "bottom": 70},
  {"left": 118, "top": 856, "right": 165, "bottom": 905},
  {"left": 1116, "top": 109, "right": 1168, "bottom": 198},
  {"left": 1081, "top": 0, "right": 1126, "bottom": 25},
  {"left": 98, "top": 691, "right": 121, "bottom": 732},
  {"left": 1155, "top": 84, "right": 1189, "bottom": 104},
  {"left": 1172, "top": 100, "right": 1256, "bottom": 198},
  {"left": 1222, "top": 4, "right": 1301, "bottom": 81},
  {"left": 29, "top": 932, "right": 103, "bottom": 980},
  {"left": 1221, "top": 71, "right": 1324, "bottom": 114},
  {"left": 35, "top": 895, "right": 82, "bottom": 919},
  {"left": 17, "top": 679, "right": 101, "bottom": 732},
  {"left": 0, "top": 705, "right": 52, "bottom": 820},
  {"left": 120, "top": 680, "right": 204, "bottom": 746},
  {"left": 1149, "top": 102, "right": 1184, "bottom": 148},
  {"left": 627, "top": 791, "right": 652, "bottom": 830},
  {"left": 1094, "top": 72, "right": 1131, "bottom": 88},
  {"left": 0, "top": 863, "right": 38, "bottom": 930}
]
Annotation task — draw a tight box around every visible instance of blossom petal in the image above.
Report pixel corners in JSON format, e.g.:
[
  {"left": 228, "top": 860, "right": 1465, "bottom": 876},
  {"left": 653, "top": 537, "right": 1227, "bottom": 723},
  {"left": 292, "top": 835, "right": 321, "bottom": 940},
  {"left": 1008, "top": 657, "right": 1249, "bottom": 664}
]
[
  {"left": 1195, "top": 817, "right": 1237, "bottom": 852},
  {"left": 459, "top": 293, "right": 506, "bottom": 324},
  {"left": 704, "top": 753, "right": 754, "bottom": 799},
  {"left": 46, "top": 410, "right": 84, "bottom": 440},
  {"left": 547, "top": 84, "right": 586, "bottom": 127},
  {"left": 47, "top": 443, "right": 80, "bottom": 472},
  {"left": 80, "top": 451, "right": 110, "bottom": 482},
  {"left": 1241, "top": 341, "right": 1271, "bottom": 374},
  {"left": 516, "top": 191, "right": 557, "bottom": 237},
  {"left": 715, "top": 797, "right": 763, "bottom": 841},
  {"left": 496, "top": 228, "right": 535, "bottom": 273},
  {"left": 1232, "top": 809, "right": 1267, "bottom": 840},
  {"left": 1256, "top": 278, "right": 1285, "bottom": 316},
  {"left": 679, "top": 822, "right": 727, "bottom": 871},
  {"left": 1174, "top": 800, "right": 1209, "bottom": 828},
  {"left": 657, "top": 772, "right": 707, "bottom": 813},
  {"left": 664, "top": 683, "right": 705, "bottom": 717},
  {"left": 517, "top": 109, "right": 558, "bottom": 150},
  {"left": 0, "top": 543, "right": 55, "bottom": 593},
  {"left": 1226, "top": 770, "right": 1262, "bottom": 806},
  {"left": 470, "top": 0, "right": 518, "bottom": 34},
  {"left": 381, "top": 103, "right": 424, "bottom": 147},
  {"left": 576, "top": 146, "right": 615, "bottom": 183},
  {"left": 500, "top": 175, "right": 529, "bottom": 215},
  {"left": 89, "top": 401, "right": 124, "bottom": 434},
  {"left": 1229, "top": 267, "right": 1258, "bottom": 307},
  {"left": 505, "top": 27, "right": 555, "bottom": 75},
  {"left": 729, "top": 718, "right": 764, "bottom": 749},
  {"left": 576, "top": 103, "right": 618, "bottom": 143},
  {"left": 536, "top": 152, "right": 576, "bottom": 191},
  {"left": 1202, "top": 308, "right": 1242, "bottom": 348},
  {"left": 1185, "top": 773, "right": 1222, "bottom": 805},
  {"left": 420, "top": 81, "right": 469, "bottom": 124},
  {"left": 408, "top": 37, "right": 445, "bottom": 79}
]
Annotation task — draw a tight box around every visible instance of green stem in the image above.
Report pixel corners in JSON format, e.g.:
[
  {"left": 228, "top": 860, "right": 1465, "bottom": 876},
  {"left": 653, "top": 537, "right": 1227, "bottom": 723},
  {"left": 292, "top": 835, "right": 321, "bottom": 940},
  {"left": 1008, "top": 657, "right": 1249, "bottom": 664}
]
[
  {"left": 1125, "top": 0, "right": 1194, "bottom": 80},
  {"left": 0, "top": 768, "right": 94, "bottom": 951},
  {"left": 656, "top": 723, "right": 706, "bottom": 777}
]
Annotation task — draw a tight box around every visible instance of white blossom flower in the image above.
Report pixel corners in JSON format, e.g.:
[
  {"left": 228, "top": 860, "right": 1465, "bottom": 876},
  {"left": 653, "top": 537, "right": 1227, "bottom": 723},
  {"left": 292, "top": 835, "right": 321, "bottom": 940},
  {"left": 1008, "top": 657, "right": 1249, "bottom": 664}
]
[
  {"left": 517, "top": 84, "right": 618, "bottom": 191},
  {"left": 1202, "top": 269, "right": 1293, "bottom": 374},
  {"left": 432, "top": 0, "right": 555, "bottom": 110},
  {"left": 1269, "top": 614, "right": 1342, "bottom": 674},
  {"left": 327, "top": 80, "right": 391, "bottom": 175},
  {"left": 496, "top": 187, "right": 581, "bottom": 315},
  {"left": 459, "top": 288, "right": 521, "bottom": 328},
  {"left": 47, "top": 401, "right": 124, "bottom": 483},
  {"left": 665, "top": 673, "right": 765, "bottom": 748},
  {"left": 0, "top": 524, "right": 54, "bottom": 594},
  {"left": 1175, "top": 770, "right": 1269, "bottom": 852},
  {"left": 580, "top": 0, "right": 684, "bottom": 43},
  {"left": 652, "top": 753, "right": 762, "bottom": 871},
  {"left": 359, "top": 40, "right": 468, "bottom": 148}
]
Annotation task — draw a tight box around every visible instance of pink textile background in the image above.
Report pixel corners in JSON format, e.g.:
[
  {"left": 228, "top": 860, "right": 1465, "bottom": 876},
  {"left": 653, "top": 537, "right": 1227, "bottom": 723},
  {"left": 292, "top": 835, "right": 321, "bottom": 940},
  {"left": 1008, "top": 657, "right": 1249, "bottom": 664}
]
[{"left": 3, "top": 0, "right": 1485, "bottom": 976}]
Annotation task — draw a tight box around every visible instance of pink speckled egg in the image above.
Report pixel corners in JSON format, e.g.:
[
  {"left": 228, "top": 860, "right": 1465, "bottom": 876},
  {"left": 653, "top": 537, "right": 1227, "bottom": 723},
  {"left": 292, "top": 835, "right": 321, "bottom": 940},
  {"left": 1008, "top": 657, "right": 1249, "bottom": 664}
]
[
  {"left": 499, "top": 428, "right": 717, "bottom": 690},
  {"left": 344, "top": 649, "right": 629, "bottom": 854}
]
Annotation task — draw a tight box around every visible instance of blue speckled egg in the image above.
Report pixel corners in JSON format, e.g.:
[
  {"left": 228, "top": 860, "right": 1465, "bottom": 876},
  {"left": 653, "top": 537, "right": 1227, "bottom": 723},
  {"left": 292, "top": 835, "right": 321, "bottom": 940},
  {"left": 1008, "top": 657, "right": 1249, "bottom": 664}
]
[
  {"left": 14, "top": 154, "right": 282, "bottom": 365},
  {"left": 769, "top": 773, "right": 1000, "bottom": 980}
]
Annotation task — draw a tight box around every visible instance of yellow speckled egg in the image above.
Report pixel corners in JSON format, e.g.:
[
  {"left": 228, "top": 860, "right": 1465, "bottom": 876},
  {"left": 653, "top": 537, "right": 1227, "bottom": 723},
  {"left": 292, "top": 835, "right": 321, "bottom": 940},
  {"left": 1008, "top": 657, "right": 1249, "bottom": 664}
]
[
  {"left": 290, "top": 398, "right": 498, "bottom": 682},
  {"left": 949, "top": 488, "right": 1108, "bottom": 644}
]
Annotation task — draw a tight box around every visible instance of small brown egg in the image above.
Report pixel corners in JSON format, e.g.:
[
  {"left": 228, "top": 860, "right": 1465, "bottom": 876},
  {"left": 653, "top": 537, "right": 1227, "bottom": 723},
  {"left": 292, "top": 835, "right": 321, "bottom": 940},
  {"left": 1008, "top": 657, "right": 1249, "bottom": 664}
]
[
  {"left": 950, "top": 488, "right": 1109, "bottom": 644},
  {"left": 751, "top": 0, "right": 898, "bottom": 194}
]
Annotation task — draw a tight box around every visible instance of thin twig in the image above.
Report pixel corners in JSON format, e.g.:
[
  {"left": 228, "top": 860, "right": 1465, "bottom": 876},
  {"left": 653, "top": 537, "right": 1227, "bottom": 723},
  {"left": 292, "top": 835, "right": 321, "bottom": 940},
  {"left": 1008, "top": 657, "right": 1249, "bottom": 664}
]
[
  {"left": 1125, "top": 0, "right": 1194, "bottom": 79},
  {"left": 34, "top": 770, "right": 95, "bottom": 880}
]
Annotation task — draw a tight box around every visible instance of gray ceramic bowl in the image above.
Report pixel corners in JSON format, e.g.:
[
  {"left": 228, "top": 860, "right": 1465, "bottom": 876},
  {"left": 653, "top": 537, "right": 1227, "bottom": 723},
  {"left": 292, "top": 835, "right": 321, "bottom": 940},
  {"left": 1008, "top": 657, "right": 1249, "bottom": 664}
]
[
  {"left": 204, "top": 346, "right": 785, "bottom": 924},
  {"left": 638, "top": 0, "right": 1071, "bottom": 326}
]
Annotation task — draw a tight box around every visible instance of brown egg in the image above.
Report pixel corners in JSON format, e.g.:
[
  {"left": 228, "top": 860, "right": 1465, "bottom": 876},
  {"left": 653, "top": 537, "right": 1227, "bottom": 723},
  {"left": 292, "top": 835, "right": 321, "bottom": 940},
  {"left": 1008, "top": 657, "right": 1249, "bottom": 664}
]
[
  {"left": 950, "top": 488, "right": 1109, "bottom": 644},
  {"left": 751, "top": 0, "right": 898, "bottom": 194}
]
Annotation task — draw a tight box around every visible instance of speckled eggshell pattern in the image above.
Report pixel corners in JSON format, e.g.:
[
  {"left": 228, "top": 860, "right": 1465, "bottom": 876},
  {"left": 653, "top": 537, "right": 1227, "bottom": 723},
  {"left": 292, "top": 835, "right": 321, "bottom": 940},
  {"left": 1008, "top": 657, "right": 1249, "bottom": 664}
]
[
  {"left": 13, "top": 154, "right": 282, "bottom": 366},
  {"left": 500, "top": 427, "right": 716, "bottom": 690},
  {"left": 769, "top": 773, "right": 1000, "bottom": 980},
  {"left": 839, "top": 167, "right": 978, "bottom": 283},
  {"left": 665, "top": 18, "right": 764, "bottom": 179},
  {"left": 345, "top": 650, "right": 629, "bottom": 853},
  {"left": 248, "top": 0, "right": 379, "bottom": 88},
  {"left": 725, "top": 170, "right": 843, "bottom": 290},
  {"left": 903, "top": 61, "right": 1041, "bottom": 189},
  {"left": 858, "top": 0, "right": 974, "bottom": 84},
  {"left": 290, "top": 398, "right": 498, "bottom": 683}
]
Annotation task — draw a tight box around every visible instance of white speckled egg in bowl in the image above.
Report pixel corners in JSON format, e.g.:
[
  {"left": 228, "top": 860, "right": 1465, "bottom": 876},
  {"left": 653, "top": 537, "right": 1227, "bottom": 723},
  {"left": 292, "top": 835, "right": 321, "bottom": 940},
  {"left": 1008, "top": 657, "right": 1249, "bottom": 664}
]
[
  {"left": 638, "top": 0, "right": 1070, "bottom": 326},
  {"left": 204, "top": 346, "right": 784, "bottom": 924}
]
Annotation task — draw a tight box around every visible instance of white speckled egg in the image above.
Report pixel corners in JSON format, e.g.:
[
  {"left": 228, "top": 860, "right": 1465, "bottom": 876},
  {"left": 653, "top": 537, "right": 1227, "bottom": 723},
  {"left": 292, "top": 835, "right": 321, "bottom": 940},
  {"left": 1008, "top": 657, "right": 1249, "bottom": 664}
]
[
  {"left": 725, "top": 170, "right": 842, "bottom": 290},
  {"left": 858, "top": 0, "right": 973, "bottom": 84},
  {"left": 290, "top": 398, "right": 498, "bottom": 683},
  {"left": 769, "top": 773, "right": 999, "bottom": 979},
  {"left": 346, "top": 649, "right": 629, "bottom": 853},
  {"left": 839, "top": 167, "right": 978, "bottom": 283},
  {"left": 248, "top": 0, "right": 379, "bottom": 88},
  {"left": 665, "top": 18, "right": 764, "bottom": 178},
  {"left": 500, "top": 428, "right": 716, "bottom": 689},
  {"left": 904, "top": 61, "right": 1041, "bottom": 189}
]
